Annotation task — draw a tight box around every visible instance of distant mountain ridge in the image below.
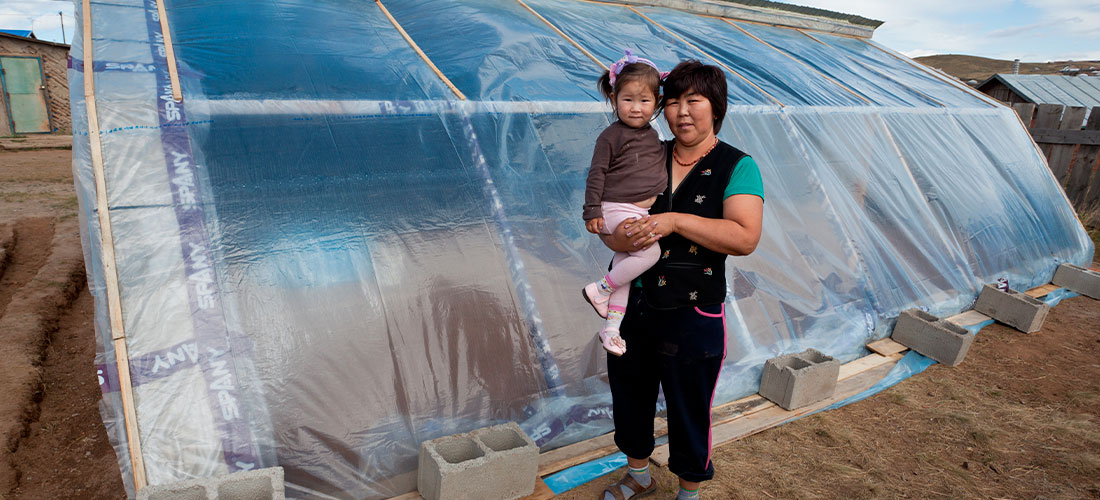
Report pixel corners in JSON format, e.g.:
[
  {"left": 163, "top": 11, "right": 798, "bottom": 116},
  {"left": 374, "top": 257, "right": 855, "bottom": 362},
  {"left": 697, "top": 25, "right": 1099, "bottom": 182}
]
[{"left": 913, "top": 54, "right": 1100, "bottom": 84}]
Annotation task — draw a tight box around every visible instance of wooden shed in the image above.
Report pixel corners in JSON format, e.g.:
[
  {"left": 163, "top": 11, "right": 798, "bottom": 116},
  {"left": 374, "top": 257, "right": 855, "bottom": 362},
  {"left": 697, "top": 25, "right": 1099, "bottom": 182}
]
[
  {"left": 0, "top": 31, "right": 70, "bottom": 135},
  {"left": 978, "top": 74, "right": 1100, "bottom": 110}
]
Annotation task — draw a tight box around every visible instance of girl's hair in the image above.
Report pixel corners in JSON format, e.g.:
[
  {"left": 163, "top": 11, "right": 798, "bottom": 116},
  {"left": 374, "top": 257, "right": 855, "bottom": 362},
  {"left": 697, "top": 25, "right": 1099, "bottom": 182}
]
[
  {"left": 597, "top": 62, "right": 662, "bottom": 102},
  {"left": 659, "top": 59, "right": 728, "bottom": 133}
]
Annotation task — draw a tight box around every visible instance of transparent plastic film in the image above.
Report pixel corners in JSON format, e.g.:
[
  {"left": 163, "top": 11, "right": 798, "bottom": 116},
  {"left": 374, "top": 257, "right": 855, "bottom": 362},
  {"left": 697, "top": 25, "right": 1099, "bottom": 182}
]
[{"left": 69, "top": 0, "right": 1092, "bottom": 498}]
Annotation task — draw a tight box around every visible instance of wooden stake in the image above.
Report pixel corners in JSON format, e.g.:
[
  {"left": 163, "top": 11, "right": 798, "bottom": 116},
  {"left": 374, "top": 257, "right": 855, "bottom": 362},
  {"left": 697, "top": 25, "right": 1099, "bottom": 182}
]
[
  {"left": 154, "top": 0, "right": 182, "bottom": 101},
  {"left": 516, "top": 0, "right": 607, "bottom": 71},
  {"left": 82, "top": 0, "right": 149, "bottom": 491},
  {"left": 375, "top": 0, "right": 466, "bottom": 100},
  {"left": 627, "top": 7, "right": 784, "bottom": 107},
  {"left": 723, "top": 19, "right": 872, "bottom": 105}
]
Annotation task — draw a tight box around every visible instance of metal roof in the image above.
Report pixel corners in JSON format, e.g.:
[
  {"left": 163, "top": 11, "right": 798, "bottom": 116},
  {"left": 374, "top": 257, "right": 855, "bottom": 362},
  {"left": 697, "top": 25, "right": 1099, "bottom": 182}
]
[
  {"left": 0, "top": 29, "right": 34, "bottom": 38},
  {"left": 981, "top": 74, "right": 1100, "bottom": 109}
]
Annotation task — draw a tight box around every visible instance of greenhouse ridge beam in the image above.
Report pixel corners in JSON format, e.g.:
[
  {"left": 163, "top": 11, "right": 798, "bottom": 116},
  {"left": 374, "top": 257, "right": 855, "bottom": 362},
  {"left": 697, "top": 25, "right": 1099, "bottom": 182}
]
[{"left": 611, "top": 0, "right": 881, "bottom": 38}]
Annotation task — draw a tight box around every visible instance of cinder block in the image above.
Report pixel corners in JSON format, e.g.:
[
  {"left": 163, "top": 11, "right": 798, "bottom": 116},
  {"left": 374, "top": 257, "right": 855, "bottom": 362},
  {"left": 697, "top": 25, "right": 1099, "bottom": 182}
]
[
  {"left": 137, "top": 467, "right": 284, "bottom": 500},
  {"left": 1052, "top": 263, "right": 1100, "bottom": 299},
  {"left": 759, "top": 348, "right": 840, "bottom": 411},
  {"left": 973, "top": 284, "right": 1051, "bottom": 333},
  {"left": 418, "top": 422, "right": 538, "bottom": 500},
  {"left": 891, "top": 309, "right": 974, "bottom": 366}
]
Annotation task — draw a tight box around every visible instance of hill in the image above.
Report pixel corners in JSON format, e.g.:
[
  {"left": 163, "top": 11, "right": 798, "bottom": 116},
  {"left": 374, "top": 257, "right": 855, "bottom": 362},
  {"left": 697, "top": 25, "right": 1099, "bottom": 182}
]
[{"left": 914, "top": 54, "right": 1100, "bottom": 84}]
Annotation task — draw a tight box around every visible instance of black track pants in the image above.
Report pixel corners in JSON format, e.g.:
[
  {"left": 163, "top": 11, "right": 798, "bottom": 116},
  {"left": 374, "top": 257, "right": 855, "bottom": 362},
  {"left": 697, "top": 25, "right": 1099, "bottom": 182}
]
[{"left": 608, "top": 290, "right": 727, "bottom": 483}]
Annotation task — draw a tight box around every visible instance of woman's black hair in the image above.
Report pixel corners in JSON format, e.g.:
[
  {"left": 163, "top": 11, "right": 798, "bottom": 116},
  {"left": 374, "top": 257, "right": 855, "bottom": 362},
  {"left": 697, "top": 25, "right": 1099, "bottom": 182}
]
[
  {"left": 659, "top": 60, "right": 728, "bottom": 133},
  {"left": 597, "top": 62, "right": 662, "bottom": 102}
]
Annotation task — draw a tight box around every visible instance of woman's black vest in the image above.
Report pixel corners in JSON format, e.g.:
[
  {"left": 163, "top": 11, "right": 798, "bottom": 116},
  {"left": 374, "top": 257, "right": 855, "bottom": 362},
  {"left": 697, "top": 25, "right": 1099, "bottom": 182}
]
[{"left": 638, "top": 141, "right": 747, "bottom": 309}]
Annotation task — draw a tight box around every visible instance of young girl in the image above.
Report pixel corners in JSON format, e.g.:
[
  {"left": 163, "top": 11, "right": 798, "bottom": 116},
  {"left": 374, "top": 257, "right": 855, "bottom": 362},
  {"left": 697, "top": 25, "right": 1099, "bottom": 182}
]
[{"left": 582, "top": 50, "right": 668, "bottom": 356}]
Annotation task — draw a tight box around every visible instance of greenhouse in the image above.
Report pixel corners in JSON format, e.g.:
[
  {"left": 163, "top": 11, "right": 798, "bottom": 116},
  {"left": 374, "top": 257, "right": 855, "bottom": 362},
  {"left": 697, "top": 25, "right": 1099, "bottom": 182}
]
[{"left": 69, "top": 0, "right": 1093, "bottom": 497}]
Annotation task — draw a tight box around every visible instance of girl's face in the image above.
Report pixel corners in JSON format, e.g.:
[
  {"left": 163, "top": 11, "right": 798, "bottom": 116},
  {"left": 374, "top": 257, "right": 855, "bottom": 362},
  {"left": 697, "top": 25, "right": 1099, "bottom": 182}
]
[
  {"left": 611, "top": 79, "right": 658, "bottom": 129},
  {"left": 664, "top": 89, "right": 715, "bottom": 147}
]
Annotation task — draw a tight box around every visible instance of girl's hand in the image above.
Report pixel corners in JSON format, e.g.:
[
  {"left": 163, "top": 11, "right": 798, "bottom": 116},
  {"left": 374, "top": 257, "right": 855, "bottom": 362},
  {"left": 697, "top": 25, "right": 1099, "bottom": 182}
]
[{"left": 585, "top": 217, "right": 605, "bottom": 234}]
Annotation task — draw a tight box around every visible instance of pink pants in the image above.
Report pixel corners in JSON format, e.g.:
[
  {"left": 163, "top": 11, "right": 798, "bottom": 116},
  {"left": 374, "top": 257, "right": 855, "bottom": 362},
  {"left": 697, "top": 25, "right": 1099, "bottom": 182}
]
[{"left": 601, "top": 201, "right": 661, "bottom": 310}]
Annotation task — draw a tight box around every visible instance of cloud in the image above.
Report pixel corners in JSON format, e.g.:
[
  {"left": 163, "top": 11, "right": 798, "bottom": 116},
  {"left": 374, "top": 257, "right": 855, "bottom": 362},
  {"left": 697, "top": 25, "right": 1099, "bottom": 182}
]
[{"left": 776, "top": 0, "right": 1099, "bottom": 61}]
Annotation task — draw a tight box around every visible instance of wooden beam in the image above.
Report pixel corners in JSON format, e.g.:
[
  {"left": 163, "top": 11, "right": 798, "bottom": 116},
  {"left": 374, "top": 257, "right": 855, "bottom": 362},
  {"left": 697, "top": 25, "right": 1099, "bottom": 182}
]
[
  {"left": 154, "top": 0, "right": 182, "bottom": 101},
  {"left": 1063, "top": 108, "right": 1100, "bottom": 207},
  {"left": 515, "top": 0, "right": 607, "bottom": 72},
  {"left": 626, "top": 6, "right": 785, "bottom": 107},
  {"left": 1012, "top": 103, "right": 1036, "bottom": 127},
  {"left": 375, "top": 0, "right": 466, "bottom": 100},
  {"left": 866, "top": 337, "right": 907, "bottom": 356},
  {"left": 386, "top": 478, "right": 555, "bottom": 500},
  {"left": 1033, "top": 104, "right": 1065, "bottom": 159},
  {"left": 1046, "top": 106, "right": 1089, "bottom": 183},
  {"left": 82, "top": 0, "right": 148, "bottom": 491},
  {"left": 1029, "top": 127, "right": 1100, "bottom": 146},
  {"left": 537, "top": 418, "right": 667, "bottom": 476},
  {"left": 651, "top": 353, "right": 903, "bottom": 466}
]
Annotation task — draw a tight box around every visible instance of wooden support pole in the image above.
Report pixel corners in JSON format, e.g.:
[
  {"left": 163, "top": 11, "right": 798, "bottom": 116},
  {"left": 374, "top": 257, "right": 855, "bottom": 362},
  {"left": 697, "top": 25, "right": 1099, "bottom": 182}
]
[
  {"left": 154, "top": 0, "right": 182, "bottom": 101},
  {"left": 626, "top": 6, "right": 784, "bottom": 107},
  {"left": 515, "top": 0, "right": 607, "bottom": 72},
  {"left": 723, "top": 19, "right": 872, "bottom": 105},
  {"left": 82, "top": 0, "right": 149, "bottom": 491},
  {"left": 375, "top": 0, "right": 466, "bottom": 100}
]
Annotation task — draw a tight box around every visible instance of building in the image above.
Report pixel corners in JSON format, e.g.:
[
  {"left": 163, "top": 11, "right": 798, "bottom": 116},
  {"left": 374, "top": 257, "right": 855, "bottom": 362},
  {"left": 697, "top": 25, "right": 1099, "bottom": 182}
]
[
  {"left": 0, "top": 30, "right": 70, "bottom": 135},
  {"left": 977, "top": 73, "right": 1100, "bottom": 110}
]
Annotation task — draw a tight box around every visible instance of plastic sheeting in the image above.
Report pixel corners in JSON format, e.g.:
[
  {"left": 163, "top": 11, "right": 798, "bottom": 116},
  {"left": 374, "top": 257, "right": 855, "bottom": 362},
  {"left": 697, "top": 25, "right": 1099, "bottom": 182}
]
[{"left": 68, "top": 0, "right": 1094, "bottom": 498}]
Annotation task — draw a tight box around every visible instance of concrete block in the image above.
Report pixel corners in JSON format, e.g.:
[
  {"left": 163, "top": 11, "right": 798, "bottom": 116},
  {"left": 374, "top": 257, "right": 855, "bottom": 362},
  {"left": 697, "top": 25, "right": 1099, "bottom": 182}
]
[
  {"left": 759, "top": 348, "right": 840, "bottom": 411},
  {"left": 418, "top": 422, "right": 538, "bottom": 500},
  {"left": 973, "top": 283, "right": 1051, "bottom": 333},
  {"left": 138, "top": 467, "right": 284, "bottom": 500},
  {"left": 1052, "top": 263, "right": 1100, "bottom": 299},
  {"left": 891, "top": 309, "right": 974, "bottom": 366}
]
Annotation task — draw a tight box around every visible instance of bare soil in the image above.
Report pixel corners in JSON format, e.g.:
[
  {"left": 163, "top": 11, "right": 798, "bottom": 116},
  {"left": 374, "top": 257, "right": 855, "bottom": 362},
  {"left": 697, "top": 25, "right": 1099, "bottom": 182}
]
[
  {"left": 560, "top": 294, "right": 1100, "bottom": 500},
  {"left": 1, "top": 138, "right": 1098, "bottom": 500}
]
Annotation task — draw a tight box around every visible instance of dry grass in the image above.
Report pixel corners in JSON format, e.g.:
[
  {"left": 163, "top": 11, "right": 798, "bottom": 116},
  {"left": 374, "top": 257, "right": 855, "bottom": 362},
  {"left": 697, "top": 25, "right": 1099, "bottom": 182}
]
[{"left": 914, "top": 54, "right": 1100, "bottom": 83}]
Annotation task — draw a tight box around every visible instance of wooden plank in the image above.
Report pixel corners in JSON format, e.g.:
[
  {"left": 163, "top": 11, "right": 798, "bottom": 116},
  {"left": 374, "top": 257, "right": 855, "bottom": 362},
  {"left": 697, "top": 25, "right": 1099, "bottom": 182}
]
[
  {"left": 82, "top": 0, "right": 148, "bottom": 491},
  {"left": 651, "top": 356, "right": 902, "bottom": 466},
  {"left": 1012, "top": 102, "right": 1036, "bottom": 127},
  {"left": 1026, "top": 283, "right": 1060, "bottom": 298},
  {"left": 866, "top": 337, "right": 908, "bottom": 356},
  {"left": 837, "top": 352, "right": 898, "bottom": 380},
  {"left": 374, "top": 0, "right": 466, "bottom": 100},
  {"left": 1034, "top": 104, "right": 1064, "bottom": 159},
  {"left": 386, "top": 478, "right": 554, "bottom": 500},
  {"left": 709, "top": 394, "right": 775, "bottom": 427},
  {"left": 946, "top": 309, "right": 990, "bottom": 327},
  {"left": 1065, "top": 108, "right": 1100, "bottom": 207},
  {"left": 1028, "top": 128, "right": 1100, "bottom": 146},
  {"left": 154, "top": 0, "right": 182, "bottom": 101},
  {"left": 537, "top": 418, "right": 667, "bottom": 476},
  {"left": 1046, "top": 106, "right": 1088, "bottom": 183}
]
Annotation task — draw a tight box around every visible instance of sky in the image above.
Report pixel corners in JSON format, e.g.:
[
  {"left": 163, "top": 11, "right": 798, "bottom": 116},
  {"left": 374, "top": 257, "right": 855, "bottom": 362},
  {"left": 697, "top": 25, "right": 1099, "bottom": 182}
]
[{"left": 1, "top": 0, "right": 1098, "bottom": 62}]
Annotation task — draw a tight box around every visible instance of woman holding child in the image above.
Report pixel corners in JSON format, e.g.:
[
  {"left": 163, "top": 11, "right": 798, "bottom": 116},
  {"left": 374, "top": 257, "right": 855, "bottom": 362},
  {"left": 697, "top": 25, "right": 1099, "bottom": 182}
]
[{"left": 584, "top": 56, "right": 764, "bottom": 500}]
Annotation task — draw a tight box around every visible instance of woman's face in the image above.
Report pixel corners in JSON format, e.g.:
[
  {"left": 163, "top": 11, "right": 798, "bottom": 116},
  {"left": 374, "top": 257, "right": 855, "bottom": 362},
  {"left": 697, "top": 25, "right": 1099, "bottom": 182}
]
[{"left": 664, "top": 89, "right": 715, "bottom": 147}]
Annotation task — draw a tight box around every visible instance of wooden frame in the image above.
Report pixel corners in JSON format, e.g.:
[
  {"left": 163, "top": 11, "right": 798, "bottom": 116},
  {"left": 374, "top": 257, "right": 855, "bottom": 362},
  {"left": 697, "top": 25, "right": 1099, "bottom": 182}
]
[{"left": 82, "top": 0, "right": 149, "bottom": 491}]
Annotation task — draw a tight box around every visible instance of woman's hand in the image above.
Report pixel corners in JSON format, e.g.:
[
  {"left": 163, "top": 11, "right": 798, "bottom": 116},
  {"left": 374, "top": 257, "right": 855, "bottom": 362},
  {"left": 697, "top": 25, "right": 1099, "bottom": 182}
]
[{"left": 600, "top": 214, "right": 670, "bottom": 252}]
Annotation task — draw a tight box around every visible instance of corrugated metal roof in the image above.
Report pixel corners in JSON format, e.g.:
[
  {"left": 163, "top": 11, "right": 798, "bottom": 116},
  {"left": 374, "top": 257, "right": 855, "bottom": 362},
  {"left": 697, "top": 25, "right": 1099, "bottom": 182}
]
[{"left": 987, "top": 74, "right": 1100, "bottom": 109}]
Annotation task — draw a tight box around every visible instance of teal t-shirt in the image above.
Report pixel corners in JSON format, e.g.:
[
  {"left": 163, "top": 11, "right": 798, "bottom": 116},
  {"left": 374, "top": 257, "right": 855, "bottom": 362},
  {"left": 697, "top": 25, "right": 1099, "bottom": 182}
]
[{"left": 724, "top": 156, "right": 765, "bottom": 202}]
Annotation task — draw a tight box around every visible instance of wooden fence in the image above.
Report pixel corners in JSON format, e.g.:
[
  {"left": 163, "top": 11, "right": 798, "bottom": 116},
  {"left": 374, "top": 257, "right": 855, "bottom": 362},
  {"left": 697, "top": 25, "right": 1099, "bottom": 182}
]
[{"left": 1012, "top": 103, "right": 1100, "bottom": 212}]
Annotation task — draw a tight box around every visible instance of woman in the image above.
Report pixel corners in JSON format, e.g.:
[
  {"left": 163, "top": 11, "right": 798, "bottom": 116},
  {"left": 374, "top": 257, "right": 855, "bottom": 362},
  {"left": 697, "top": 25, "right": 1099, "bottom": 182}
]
[{"left": 598, "top": 60, "right": 764, "bottom": 500}]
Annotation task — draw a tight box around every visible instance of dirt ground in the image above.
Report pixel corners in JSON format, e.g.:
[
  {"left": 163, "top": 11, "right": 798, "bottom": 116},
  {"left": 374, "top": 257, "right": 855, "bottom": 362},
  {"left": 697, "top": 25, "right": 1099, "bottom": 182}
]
[{"left": 0, "top": 137, "right": 1098, "bottom": 500}]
